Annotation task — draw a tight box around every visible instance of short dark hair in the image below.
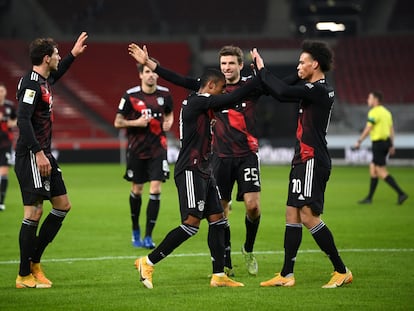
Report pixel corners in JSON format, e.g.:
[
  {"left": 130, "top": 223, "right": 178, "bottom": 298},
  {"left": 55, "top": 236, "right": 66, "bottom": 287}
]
[
  {"left": 301, "top": 40, "right": 334, "bottom": 72},
  {"left": 29, "top": 38, "right": 57, "bottom": 66},
  {"left": 137, "top": 57, "right": 160, "bottom": 73},
  {"left": 219, "top": 45, "right": 244, "bottom": 65},
  {"left": 199, "top": 68, "right": 225, "bottom": 88},
  {"left": 370, "top": 90, "right": 383, "bottom": 103}
]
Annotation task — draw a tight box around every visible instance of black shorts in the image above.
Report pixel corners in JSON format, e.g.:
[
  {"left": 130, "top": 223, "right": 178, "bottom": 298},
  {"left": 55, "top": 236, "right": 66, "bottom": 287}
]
[
  {"left": 212, "top": 153, "right": 261, "bottom": 202},
  {"left": 124, "top": 151, "right": 169, "bottom": 184},
  {"left": 286, "top": 159, "right": 330, "bottom": 215},
  {"left": 14, "top": 152, "right": 67, "bottom": 205},
  {"left": 372, "top": 139, "right": 391, "bottom": 166},
  {"left": 175, "top": 170, "right": 223, "bottom": 222},
  {"left": 0, "top": 145, "right": 12, "bottom": 166}
]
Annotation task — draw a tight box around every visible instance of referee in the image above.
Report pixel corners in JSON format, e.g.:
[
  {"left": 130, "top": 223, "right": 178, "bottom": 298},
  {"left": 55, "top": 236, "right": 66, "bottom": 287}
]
[{"left": 354, "top": 91, "right": 408, "bottom": 205}]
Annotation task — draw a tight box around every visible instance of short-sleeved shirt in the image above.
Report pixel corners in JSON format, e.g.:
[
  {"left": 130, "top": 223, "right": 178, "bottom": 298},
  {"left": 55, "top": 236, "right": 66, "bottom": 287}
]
[
  {"left": 117, "top": 85, "right": 173, "bottom": 159},
  {"left": 367, "top": 105, "right": 393, "bottom": 141},
  {"left": 0, "top": 99, "right": 17, "bottom": 149}
]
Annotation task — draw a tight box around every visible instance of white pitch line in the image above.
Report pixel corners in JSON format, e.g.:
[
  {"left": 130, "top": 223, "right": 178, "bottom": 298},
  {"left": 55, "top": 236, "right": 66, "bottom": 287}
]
[{"left": 0, "top": 248, "right": 413, "bottom": 265}]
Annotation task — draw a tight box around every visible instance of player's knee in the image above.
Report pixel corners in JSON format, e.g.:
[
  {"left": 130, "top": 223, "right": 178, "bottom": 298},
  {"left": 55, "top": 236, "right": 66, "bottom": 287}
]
[
  {"left": 183, "top": 215, "right": 201, "bottom": 228},
  {"left": 299, "top": 208, "right": 319, "bottom": 229},
  {"left": 245, "top": 200, "right": 260, "bottom": 218},
  {"left": 131, "top": 184, "right": 144, "bottom": 196},
  {"left": 58, "top": 201, "right": 71, "bottom": 212}
]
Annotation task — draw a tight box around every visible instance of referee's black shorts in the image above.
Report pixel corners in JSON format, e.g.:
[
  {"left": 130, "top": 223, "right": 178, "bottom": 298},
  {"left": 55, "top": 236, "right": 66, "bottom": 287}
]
[
  {"left": 14, "top": 151, "right": 67, "bottom": 205},
  {"left": 286, "top": 159, "right": 330, "bottom": 215},
  {"left": 175, "top": 169, "right": 223, "bottom": 222},
  {"left": 372, "top": 138, "right": 391, "bottom": 166}
]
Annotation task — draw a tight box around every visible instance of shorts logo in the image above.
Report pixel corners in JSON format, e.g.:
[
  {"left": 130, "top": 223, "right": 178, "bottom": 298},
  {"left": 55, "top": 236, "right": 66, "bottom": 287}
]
[
  {"left": 197, "top": 200, "right": 205, "bottom": 212},
  {"left": 157, "top": 97, "right": 165, "bottom": 106},
  {"left": 298, "top": 194, "right": 305, "bottom": 201},
  {"left": 162, "top": 160, "right": 169, "bottom": 173},
  {"left": 44, "top": 180, "right": 51, "bottom": 192},
  {"left": 127, "top": 169, "right": 134, "bottom": 178}
]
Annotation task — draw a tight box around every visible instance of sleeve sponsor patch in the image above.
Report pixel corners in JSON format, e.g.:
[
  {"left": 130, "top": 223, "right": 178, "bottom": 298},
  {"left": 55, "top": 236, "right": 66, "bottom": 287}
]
[
  {"left": 22, "top": 89, "right": 36, "bottom": 104},
  {"left": 118, "top": 98, "right": 126, "bottom": 110}
]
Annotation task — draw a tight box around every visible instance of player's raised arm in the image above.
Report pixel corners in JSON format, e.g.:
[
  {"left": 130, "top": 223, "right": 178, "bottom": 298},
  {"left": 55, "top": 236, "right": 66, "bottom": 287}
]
[
  {"left": 208, "top": 76, "right": 260, "bottom": 110},
  {"left": 128, "top": 44, "right": 157, "bottom": 70},
  {"left": 129, "top": 43, "right": 199, "bottom": 91},
  {"left": 71, "top": 31, "right": 88, "bottom": 57},
  {"left": 50, "top": 32, "right": 88, "bottom": 84},
  {"left": 251, "top": 48, "right": 315, "bottom": 100}
]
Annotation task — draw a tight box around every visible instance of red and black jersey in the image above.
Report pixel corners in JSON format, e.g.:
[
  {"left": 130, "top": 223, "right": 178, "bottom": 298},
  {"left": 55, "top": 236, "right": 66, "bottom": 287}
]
[
  {"left": 153, "top": 66, "right": 263, "bottom": 158},
  {"left": 117, "top": 85, "right": 173, "bottom": 159},
  {"left": 212, "top": 76, "right": 261, "bottom": 158},
  {"left": 0, "top": 99, "right": 17, "bottom": 148},
  {"left": 16, "top": 53, "right": 75, "bottom": 156},
  {"left": 259, "top": 68, "right": 334, "bottom": 169},
  {"left": 174, "top": 79, "right": 260, "bottom": 178}
]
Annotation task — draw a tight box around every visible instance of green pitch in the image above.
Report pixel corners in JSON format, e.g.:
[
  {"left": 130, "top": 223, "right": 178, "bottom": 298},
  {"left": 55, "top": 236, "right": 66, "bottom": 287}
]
[{"left": 0, "top": 164, "right": 413, "bottom": 310}]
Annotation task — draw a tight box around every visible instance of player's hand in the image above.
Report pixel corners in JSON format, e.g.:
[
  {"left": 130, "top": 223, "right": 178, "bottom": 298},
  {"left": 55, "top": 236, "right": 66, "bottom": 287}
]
[
  {"left": 71, "top": 32, "right": 88, "bottom": 57},
  {"left": 128, "top": 43, "right": 148, "bottom": 64},
  {"left": 389, "top": 146, "right": 396, "bottom": 156},
  {"left": 353, "top": 141, "right": 361, "bottom": 150},
  {"left": 131, "top": 115, "right": 151, "bottom": 127},
  {"left": 250, "top": 48, "right": 264, "bottom": 70},
  {"left": 36, "top": 150, "right": 52, "bottom": 177}
]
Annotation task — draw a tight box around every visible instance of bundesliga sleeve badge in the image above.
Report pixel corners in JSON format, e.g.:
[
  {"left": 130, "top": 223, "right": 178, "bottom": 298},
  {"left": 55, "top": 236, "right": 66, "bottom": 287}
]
[{"left": 23, "top": 89, "right": 36, "bottom": 105}]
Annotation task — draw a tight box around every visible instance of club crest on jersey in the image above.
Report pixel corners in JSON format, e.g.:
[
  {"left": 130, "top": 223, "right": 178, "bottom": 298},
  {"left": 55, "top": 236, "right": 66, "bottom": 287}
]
[
  {"left": 305, "top": 83, "right": 314, "bottom": 89},
  {"left": 157, "top": 97, "right": 165, "bottom": 106}
]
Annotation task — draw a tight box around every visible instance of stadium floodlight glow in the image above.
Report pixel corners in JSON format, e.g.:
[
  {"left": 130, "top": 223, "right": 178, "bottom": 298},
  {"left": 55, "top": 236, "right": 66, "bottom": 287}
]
[{"left": 316, "top": 22, "right": 346, "bottom": 32}]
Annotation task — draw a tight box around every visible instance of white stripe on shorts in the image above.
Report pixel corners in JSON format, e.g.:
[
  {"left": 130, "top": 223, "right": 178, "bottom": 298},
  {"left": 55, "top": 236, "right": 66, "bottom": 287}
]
[
  {"left": 30, "top": 151, "right": 42, "bottom": 189},
  {"left": 185, "top": 170, "right": 196, "bottom": 209},
  {"left": 304, "top": 159, "right": 314, "bottom": 197}
]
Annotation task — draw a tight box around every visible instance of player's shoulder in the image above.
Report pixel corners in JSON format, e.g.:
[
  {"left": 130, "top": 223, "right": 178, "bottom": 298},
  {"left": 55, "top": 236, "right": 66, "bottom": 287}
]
[
  {"left": 241, "top": 75, "right": 253, "bottom": 81},
  {"left": 126, "top": 85, "right": 142, "bottom": 94},
  {"left": 197, "top": 93, "right": 211, "bottom": 98},
  {"left": 155, "top": 85, "right": 170, "bottom": 93},
  {"left": 17, "top": 71, "right": 41, "bottom": 99},
  {"left": 19, "top": 71, "right": 42, "bottom": 88}
]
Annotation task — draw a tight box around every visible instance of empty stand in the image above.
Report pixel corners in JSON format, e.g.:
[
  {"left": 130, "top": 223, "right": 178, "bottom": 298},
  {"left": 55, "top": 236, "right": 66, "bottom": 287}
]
[{"left": 334, "top": 35, "right": 414, "bottom": 104}]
